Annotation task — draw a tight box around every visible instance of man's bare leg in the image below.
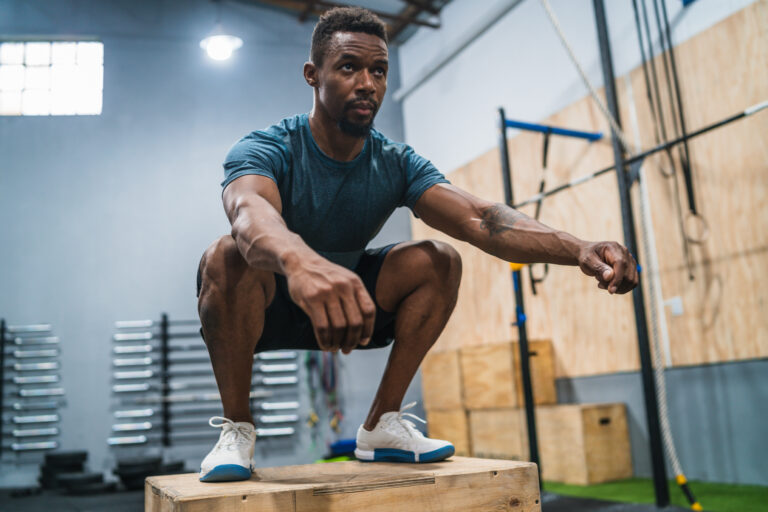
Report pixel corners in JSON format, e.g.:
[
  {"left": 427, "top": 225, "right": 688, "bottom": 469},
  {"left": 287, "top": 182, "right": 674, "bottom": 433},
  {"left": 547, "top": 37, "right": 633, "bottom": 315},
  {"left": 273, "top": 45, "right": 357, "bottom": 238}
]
[
  {"left": 197, "top": 235, "right": 275, "bottom": 425},
  {"left": 363, "top": 240, "right": 462, "bottom": 431}
]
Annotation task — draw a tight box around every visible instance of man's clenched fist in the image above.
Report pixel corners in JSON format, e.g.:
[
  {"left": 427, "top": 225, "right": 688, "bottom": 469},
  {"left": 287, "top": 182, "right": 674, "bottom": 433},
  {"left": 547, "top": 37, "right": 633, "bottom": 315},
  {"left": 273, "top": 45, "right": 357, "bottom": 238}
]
[{"left": 577, "top": 241, "right": 639, "bottom": 294}]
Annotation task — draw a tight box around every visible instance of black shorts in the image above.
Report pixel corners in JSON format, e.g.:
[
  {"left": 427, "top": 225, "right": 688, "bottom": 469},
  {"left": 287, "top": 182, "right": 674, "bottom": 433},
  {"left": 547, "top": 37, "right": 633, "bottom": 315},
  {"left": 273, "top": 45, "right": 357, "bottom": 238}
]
[{"left": 197, "top": 244, "right": 398, "bottom": 353}]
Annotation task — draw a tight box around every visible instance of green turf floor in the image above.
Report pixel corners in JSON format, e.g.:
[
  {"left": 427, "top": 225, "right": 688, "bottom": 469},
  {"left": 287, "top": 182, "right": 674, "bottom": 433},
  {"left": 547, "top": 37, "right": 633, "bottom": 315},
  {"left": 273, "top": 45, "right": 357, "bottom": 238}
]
[{"left": 543, "top": 478, "right": 768, "bottom": 512}]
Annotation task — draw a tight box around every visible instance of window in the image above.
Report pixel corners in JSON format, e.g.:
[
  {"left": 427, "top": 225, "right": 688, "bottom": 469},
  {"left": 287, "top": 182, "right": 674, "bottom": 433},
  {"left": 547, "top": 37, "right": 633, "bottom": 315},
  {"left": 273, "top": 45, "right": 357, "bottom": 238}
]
[{"left": 0, "top": 41, "right": 103, "bottom": 116}]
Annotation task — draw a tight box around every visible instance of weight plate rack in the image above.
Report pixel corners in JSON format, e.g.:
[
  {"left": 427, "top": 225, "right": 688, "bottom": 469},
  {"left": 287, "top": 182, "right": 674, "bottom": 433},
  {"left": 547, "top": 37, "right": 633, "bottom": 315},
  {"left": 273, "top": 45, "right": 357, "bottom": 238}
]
[
  {"left": 108, "top": 313, "right": 300, "bottom": 451},
  {"left": 1, "top": 319, "right": 66, "bottom": 460}
]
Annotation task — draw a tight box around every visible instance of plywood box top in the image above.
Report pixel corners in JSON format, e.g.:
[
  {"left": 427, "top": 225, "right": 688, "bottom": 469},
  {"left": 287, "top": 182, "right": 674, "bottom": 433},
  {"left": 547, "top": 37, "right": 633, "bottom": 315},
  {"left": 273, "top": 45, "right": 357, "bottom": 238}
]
[{"left": 146, "top": 456, "right": 541, "bottom": 512}]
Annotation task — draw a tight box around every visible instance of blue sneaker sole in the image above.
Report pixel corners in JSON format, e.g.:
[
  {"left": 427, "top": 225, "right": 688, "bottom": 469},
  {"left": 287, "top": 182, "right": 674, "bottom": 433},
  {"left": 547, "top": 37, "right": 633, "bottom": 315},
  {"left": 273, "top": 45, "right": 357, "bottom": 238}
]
[
  {"left": 357, "top": 444, "right": 455, "bottom": 463},
  {"left": 199, "top": 464, "right": 252, "bottom": 482}
]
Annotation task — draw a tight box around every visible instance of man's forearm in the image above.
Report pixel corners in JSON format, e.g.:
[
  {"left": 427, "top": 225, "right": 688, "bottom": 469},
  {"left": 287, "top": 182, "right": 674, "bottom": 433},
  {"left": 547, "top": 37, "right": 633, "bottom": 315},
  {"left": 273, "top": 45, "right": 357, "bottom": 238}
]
[
  {"left": 229, "top": 197, "right": 318, "bottom": 275},
  {"left": 468, "top": 203, "right": 584, "bottom": 265}
]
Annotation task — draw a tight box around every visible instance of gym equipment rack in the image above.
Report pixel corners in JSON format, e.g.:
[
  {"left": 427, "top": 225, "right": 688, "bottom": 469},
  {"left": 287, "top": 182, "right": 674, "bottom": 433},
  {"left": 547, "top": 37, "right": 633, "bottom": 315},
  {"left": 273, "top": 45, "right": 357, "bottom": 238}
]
[
  {"left": 1, "top": 319, "right": 66, "bottom": 459},
  {"left": 107, "top": 313, "right": 301, "bottom": 451}
]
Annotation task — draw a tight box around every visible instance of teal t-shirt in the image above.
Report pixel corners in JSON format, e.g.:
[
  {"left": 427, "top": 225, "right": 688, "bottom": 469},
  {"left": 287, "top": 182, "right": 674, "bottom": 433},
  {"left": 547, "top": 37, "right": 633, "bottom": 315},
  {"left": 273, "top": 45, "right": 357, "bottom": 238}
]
[{"left": 222, "top": 113, "right": 450, "bottom": 269}]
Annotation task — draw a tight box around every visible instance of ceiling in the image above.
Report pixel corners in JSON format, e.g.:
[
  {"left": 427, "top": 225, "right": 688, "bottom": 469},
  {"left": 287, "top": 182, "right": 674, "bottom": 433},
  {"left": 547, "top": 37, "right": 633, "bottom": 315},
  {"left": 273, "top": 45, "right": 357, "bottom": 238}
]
[{"left": 230, "top": 0, "right": 452, "bottom": 44}]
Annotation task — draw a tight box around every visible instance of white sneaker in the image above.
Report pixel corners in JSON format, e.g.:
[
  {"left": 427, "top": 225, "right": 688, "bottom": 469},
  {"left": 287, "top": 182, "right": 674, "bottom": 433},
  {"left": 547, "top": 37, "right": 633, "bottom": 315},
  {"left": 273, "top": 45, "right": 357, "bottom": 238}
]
[
  {"left": 199, "top": 416, "right": 256, "bottom": 482},
  {"left": 354, "top": 401, "right": 455, "bottom": 463}
]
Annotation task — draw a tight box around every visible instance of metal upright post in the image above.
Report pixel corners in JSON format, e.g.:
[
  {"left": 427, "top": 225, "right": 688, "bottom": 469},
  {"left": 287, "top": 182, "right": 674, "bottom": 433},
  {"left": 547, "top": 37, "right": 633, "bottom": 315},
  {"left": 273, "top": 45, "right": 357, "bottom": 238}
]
[
  {"left": 498, "top": 108, "right": 541, "bottom": 484},
  {"left": 160, "top": 313, "right": 170, "bottom": 447},
  {"left": 0, "top": 319, "right": 5, "bottom": 457},
  {"left": 592, "top": 0, "right": 670, "bottom": 506}
]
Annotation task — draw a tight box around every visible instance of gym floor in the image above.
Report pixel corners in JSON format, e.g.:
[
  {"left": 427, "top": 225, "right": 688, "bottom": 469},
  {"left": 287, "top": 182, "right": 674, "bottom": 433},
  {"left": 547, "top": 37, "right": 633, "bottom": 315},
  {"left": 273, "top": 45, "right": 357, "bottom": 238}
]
[{"left": 0, "top": 489, "right": 690, "bottom": 511}]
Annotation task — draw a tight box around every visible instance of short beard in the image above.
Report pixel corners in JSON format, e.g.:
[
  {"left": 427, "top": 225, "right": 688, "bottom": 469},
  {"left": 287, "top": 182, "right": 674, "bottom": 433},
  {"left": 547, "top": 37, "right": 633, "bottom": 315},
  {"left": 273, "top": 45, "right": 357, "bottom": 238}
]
[{"left": 338, "top": 118, "right": 374, "bottom": 138}]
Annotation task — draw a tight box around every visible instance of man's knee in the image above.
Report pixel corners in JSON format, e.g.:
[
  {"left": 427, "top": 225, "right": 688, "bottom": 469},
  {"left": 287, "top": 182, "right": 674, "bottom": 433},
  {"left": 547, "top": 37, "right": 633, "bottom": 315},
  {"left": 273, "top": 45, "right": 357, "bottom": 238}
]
[
  {"left": 197, "top": 235, "right": 274, "bottom": 303},
  {"left": 410, "top": 239, "right": 462, "bottom": 286},
  {"left": 198, "top": 235, "right": 238, "bottom": 295}
]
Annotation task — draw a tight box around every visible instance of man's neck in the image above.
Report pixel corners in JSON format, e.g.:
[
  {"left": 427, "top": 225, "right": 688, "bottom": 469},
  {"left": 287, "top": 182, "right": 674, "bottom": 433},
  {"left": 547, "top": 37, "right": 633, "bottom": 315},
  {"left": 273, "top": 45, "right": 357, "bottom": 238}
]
[{"left": 308, "top": 108, "right": 367, "bottom": 162}]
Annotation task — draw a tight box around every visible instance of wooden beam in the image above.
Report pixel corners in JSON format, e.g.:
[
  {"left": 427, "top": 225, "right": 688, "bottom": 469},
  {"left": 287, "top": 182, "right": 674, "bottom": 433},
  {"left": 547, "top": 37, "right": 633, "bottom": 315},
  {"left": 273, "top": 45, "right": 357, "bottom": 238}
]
[
  {"left": 231, "top": 0, "right": 324, "bottom": 21},
  {"left": 402, "top": 0, "right": 440, "bottom": 16},
  {"left": 299, "top": 0, "right": 316, "bottom": 22},
  {"left": 388, "top": 2, "right": 431, "bottom": 42},
  {"left": 232, "top": 0, "right": 443, "bottom": 41},
  {"left": 312, "top": 0, "right": 440, "bottom": 28}
]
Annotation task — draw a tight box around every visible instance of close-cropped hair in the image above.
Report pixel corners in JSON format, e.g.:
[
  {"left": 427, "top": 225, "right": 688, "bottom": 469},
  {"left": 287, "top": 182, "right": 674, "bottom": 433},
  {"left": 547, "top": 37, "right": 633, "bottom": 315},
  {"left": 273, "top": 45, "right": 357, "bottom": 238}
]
[{"left": 310, "top": 6, "right": 388, "bottom": 67}]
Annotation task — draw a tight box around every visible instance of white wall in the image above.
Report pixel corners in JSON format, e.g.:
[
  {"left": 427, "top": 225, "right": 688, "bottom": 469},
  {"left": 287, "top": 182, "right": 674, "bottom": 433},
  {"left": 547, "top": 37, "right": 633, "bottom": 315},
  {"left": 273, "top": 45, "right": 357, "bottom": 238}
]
[
  {"left": 0, "top": 0, "right": 417, "bottom": 487},
  {"left": 397, "top": 0, "right": 755, "bottom": 175}
]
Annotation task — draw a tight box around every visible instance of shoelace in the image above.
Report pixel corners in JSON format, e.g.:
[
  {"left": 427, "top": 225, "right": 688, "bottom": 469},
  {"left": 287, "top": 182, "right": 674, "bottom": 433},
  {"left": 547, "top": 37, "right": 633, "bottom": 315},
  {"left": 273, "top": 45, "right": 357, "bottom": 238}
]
[
  {"left": 390, "top": 401, "right": 427, "bottom": 439},
  {"left": 209, "top": 416, "right": 254, "bottom": 450}
]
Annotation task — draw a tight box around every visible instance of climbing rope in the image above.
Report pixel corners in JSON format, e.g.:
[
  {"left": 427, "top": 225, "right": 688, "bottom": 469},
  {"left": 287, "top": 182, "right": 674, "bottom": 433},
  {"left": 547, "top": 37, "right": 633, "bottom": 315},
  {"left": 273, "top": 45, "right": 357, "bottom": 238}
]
[
  {"left": 626, "top": 76, "right": 703, "bottom": 511},
  {"left": 539, "top": 0, "right": 633, "bottom": 152}
]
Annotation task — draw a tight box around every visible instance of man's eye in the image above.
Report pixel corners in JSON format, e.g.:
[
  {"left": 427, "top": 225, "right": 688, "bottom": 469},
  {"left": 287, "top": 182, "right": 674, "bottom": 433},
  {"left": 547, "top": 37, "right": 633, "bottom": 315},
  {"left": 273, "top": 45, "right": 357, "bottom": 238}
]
[{"left": 342, "top": 63, "right": 353, "bottom": 70}]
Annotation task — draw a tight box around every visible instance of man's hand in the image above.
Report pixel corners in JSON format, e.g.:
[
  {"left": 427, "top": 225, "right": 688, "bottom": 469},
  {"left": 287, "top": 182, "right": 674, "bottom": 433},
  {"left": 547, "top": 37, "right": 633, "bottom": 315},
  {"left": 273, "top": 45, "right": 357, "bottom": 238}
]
[
  {"left": 578, "top": 241, "right": 639, "bottom": 294},
  {"left": 284, "top": 256, "right": 376, "bottom": 354}
]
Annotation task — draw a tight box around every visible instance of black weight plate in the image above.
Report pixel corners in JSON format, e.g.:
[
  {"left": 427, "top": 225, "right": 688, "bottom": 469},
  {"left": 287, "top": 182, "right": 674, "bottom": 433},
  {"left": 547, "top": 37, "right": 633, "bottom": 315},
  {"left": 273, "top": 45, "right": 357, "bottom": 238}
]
[
  {"left": 44, "top": 450, "right": 88, "bottom": 467},
  {"left": 160, "top": 460, "right": 186, "bottom": 472},
  {"left": 56, "top": 471, "right": 104, "bottom": 488},
  {"left": 113, "top": 466, "right": 157, "bottom": 479},
  {"left": 119, "top": 475, "right": 147, "bottom": 491},
  {"left": 64, "top": 481, "right": 118, "bottom": 496},
  {"left": 9, "top": 486, "right": 42, "bottom": 498},
  {"left": 116, "top": 455, "right": 162, "bottom": 470},
  {"left": 41, "top": 462, "right": 85, "bottom": 477},
  {"left": 38, "top": 476, "right": 59, "bottom": 490}
]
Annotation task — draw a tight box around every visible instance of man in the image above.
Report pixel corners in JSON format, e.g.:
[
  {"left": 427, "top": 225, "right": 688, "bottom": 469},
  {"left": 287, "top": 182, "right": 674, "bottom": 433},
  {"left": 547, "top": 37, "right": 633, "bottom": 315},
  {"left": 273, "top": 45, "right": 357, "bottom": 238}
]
[{"left": 196, "top": 7, "right": 638, "bottom": 482}]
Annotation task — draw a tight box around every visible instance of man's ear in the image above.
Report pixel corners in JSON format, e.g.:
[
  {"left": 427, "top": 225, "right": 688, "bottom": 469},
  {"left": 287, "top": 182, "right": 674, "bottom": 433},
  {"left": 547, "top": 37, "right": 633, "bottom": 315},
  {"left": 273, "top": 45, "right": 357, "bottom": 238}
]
[{"left": 303, "top": 61, "right": 318, "bottom": 87}]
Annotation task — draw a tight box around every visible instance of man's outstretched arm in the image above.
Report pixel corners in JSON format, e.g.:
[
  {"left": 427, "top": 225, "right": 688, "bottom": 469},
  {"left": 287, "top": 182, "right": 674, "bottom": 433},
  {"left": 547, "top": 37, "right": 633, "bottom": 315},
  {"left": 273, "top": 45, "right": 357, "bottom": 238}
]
[{"left": 412, "top": 183, "right": 638, "bottom": 294}]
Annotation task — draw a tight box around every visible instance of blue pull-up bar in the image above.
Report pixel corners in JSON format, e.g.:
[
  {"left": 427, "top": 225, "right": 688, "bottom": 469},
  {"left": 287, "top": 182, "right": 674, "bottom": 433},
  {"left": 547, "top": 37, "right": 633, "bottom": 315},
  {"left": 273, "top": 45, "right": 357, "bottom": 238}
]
[{"left": 504, "top": 118, "right": 603, "bottom": 141}]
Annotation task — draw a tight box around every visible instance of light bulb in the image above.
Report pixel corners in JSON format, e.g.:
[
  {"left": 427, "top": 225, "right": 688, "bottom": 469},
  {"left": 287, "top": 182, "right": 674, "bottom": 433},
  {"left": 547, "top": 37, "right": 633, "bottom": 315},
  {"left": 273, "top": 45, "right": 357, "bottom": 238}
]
[{"left": 200, "top": 34, "right": 243, "bottom": 61}]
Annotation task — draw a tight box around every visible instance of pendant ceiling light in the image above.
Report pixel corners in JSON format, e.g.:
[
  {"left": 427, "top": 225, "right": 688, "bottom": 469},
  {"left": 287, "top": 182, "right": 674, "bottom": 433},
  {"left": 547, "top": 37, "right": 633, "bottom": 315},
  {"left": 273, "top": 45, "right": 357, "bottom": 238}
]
[{"left": 200, "top": 0, "right": 242, "bottom": 61}]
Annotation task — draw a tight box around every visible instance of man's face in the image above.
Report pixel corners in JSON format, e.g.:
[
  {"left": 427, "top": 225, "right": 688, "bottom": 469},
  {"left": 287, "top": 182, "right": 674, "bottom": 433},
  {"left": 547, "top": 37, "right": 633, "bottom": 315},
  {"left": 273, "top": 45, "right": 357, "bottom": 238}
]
[{"left": 313, "top": 31, "right": 388, "bottom": 137}]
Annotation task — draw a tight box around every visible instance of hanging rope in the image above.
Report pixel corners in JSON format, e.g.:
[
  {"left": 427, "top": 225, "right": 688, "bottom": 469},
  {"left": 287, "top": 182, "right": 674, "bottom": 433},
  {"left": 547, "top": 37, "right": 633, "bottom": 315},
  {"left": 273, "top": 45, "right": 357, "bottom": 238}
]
[
  {"left": 539, "top": 0, "right": 634, "bottom": 152},
  {"left": 626, "top": 75, "right": 703, "bottom": 511}
]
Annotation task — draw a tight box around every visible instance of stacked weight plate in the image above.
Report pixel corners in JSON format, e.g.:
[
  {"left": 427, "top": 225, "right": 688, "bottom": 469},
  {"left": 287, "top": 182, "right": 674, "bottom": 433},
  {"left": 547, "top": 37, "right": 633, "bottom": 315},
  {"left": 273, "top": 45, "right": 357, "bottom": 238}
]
[
  {"left": 112, "top": 455, "right": 188, "bottom": 490},
  {"left": 1, "top": 321, "right": 65, "bottom": 460},
  {"left": 108, "top": 315, "right": 300, "bottom": 450},
  {"left": 38, "top": 450, "right": 117, "bottom": 495}
]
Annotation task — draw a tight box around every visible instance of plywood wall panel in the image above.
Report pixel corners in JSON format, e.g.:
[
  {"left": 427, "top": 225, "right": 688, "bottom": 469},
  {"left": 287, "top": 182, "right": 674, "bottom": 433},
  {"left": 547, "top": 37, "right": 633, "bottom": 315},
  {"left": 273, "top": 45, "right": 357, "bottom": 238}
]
[
  {"left": 411, "top": 2, "right": 768, "bottom": 375},
  {"left": 623, "top": 2, "right": 768, "bottom": 367}
]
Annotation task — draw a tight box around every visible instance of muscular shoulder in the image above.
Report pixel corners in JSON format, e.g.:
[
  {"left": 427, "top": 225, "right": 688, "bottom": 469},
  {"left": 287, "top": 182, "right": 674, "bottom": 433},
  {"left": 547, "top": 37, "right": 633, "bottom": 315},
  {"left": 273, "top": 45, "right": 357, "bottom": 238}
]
[
  {"left": 235, "top": 114, "right": 303, "bottom": 153},
  {"left": 225, "top": 114, "right": 308, "bottom": 170},
  {"left": 368, "top": 128, "right": 414, "bottom": 169},
  {"left": 221, "top": 114, "right": 306, "bottom": 189}
]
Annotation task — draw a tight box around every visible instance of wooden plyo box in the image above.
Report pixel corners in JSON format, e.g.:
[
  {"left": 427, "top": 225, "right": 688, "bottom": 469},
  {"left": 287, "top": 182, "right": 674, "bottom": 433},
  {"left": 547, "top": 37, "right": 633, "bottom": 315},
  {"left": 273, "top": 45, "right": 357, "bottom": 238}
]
[
  {"left": 469, "top": 404, "right": 633, "bottom": 485},
  {"left": 460, "top": 340, "right": 556, "bottom": 409},
  {"left": 145, "top": 456, "right": 541, "bottom": 512},
  {"left": 469, "top": 408, "right": 529, "bottom": 461},
  {"left": 421, "top": 349, "right": 463, "bottom": 410},
  {"left": 425, "top": 408, "right": 471, "bottom": 456},
  {"left": 537, "top": 403, "right": 633, "bottom": 485}
]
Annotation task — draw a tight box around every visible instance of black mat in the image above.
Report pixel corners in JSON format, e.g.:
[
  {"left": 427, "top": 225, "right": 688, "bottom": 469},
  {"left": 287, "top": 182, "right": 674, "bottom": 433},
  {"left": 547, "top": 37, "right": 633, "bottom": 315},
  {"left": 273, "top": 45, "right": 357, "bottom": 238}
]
[
  {"left": 542, "top": 491, "right": 691, "bottom": 511},
  {"left": 0, "top": 489, "right": 143, "bottom": 512}
]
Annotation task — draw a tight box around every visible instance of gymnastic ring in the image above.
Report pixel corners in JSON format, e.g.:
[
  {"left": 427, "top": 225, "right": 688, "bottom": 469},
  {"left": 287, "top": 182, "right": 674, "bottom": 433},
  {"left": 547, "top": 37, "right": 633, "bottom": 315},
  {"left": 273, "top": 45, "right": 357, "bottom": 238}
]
[
  {"left": 683, "top": 212, "right": 709, "bottom": 244},
  {"left": 654, "top": 152, "right": 676, "bottom": 178},
  {"left": 656, "top": 161, "right": 676, "bottom": 178}
]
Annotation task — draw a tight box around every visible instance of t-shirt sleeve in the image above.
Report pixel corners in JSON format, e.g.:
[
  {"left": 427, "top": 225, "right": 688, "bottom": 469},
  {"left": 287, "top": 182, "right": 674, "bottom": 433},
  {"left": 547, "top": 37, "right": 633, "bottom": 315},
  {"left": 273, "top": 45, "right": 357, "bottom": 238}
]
[
  {"left": 400, "top": 146, "right": 450, "bottom": 211},
  {"left": 221, "top": 131, "right": 289, "bottom": 191}
]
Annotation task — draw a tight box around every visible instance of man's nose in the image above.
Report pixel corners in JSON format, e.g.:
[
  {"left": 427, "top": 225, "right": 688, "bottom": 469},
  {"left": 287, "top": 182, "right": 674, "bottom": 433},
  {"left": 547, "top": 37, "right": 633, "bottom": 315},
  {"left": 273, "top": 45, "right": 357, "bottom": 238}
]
[{"left": 356, "top": 69, "right": 375, "bottom": 93}]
